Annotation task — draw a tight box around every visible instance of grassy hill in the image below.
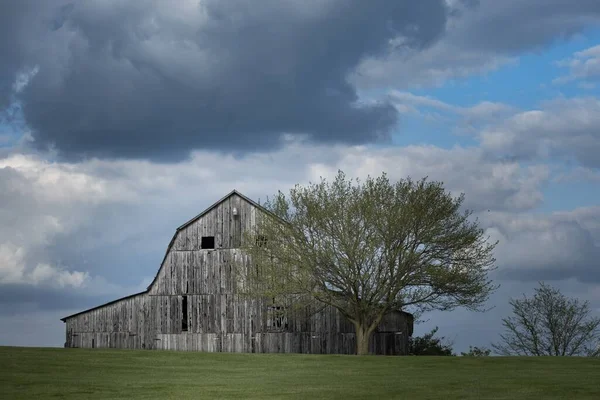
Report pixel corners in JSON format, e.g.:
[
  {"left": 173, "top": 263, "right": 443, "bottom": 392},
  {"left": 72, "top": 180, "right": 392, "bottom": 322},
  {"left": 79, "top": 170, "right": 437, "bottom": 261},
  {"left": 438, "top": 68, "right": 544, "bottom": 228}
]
[{"left": 1, "top": 346, "right": 599, "bottom": 399}]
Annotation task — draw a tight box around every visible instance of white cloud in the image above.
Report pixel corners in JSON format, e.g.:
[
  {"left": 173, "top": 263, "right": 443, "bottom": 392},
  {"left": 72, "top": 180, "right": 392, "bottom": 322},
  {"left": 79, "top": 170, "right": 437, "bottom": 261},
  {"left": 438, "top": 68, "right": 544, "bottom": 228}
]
[
  {"left": 305, "top": 145, "right": 548, "bottom": 212},
  {"left": 352, "top": 42, "right": 516, "bottom": 90},
  {"left": 0, "top": 242, "right": 26, "bottom": 284},
  {"left": 387, "top": 90, "right": 600, "bottom": 169},
  {"left": 388, "top": 90, "right": 517, "bottom": 134},
  {"left": 0, "top": 154, "right": 143, "bottom": 294},
  {"left": 389, "top": 91, "right": 462, "bottom": 114},
  {"left": 29, "top": 263, "right": 88, "bottom": 288},
  {"left": 478, "top": 97, "right": 600, "bottom": 168},
  {"left": 555, "top": 44, "right": 600, "bottom": 84},
  {"left": 389, "top": 91, "right": 516, "bottom": 118},
  {"left": 0, "top": 154, "right": 139, "bottom": 205},
  {"left": 0, "top": 141, "right": 549, "bottom": 292},
  {"left": 12, "top": 65, "right": 39, "bottom": 93},
  {"left": 0, "top": 242, "right": 88, "bottom": 288}
]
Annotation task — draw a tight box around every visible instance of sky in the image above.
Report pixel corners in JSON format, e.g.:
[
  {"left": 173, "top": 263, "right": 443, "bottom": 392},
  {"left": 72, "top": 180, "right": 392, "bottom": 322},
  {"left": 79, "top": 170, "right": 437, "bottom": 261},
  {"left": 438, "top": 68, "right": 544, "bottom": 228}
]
[{"left": 0, "top": 0, "right": 599, "bottom": 353}]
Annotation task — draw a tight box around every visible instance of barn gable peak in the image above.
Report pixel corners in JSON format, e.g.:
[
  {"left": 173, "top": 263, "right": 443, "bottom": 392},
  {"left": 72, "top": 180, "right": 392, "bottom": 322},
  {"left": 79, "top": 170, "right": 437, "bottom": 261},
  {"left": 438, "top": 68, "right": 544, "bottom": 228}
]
[{"left": 176, "top": 189, "right": 264, "bottom": 232}]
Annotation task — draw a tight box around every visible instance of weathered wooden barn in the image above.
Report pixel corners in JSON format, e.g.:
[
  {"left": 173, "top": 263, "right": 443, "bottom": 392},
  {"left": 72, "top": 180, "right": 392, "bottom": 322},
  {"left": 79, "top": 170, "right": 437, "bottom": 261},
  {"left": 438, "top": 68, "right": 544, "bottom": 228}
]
[{"left": 61, "top": 190, "right": 414, "bottom": 354}]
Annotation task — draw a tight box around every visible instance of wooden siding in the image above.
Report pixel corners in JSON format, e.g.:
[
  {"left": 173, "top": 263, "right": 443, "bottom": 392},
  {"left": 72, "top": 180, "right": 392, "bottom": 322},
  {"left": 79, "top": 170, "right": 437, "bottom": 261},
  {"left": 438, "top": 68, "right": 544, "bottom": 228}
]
[
  {"left": 64, "top": 192, "right": 412, "bottom": 355},
  {"left": 170, "top": 193, "right": 256, "bottom": 252},
  {"left": 65, "top": 293, "right": 410, "bottom": 354}
]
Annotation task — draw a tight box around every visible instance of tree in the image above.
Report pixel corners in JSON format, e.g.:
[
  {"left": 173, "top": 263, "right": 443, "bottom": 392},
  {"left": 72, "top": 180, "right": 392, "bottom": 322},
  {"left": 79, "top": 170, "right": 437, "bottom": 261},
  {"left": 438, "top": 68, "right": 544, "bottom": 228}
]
[
  {"left": 492, "top": 282, "right": 600, "bottom": 357},
  {"left": 239, "top": 170, "right": 498, "bottom": 355},
  {"left": 409, "top": 327, "right": 455, "bottom": 356},
  {"left": 461, "top": 346, "right": 491, "bottom": 357}
]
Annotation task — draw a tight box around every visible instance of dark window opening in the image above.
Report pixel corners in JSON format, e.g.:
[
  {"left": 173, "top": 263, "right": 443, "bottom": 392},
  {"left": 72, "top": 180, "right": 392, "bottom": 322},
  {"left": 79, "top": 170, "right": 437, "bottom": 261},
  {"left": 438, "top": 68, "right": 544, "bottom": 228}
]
[
  {"left": 256, "top": 235, "right": 267, "bottom": 247},
  {"left": 201, "top": 236, "right": 215, "bottom": 249},
  {"left": 92, "top": 338, "right": 95, "bottom": 348},
  {"left": 267, "top": 305, "right": 288, "bottom": 331},
  {"left": 182, "top": 296, "right": 188, "bottom": 332}
]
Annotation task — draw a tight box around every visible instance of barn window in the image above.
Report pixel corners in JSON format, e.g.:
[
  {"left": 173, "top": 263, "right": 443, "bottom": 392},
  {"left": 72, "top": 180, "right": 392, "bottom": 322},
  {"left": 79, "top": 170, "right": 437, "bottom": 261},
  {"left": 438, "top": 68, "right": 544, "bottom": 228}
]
[
  {"left": 201, "top": 236, "right": 215, "bottom": 249},
  {"left": 267, "top": 305, "right": 288, "bottom": 331},
  {"left": 256, "top": 235, "right": 267, "bottom": 247},
  {"left": 92, "top": 338, "right": 95, "bottom": 349},
  {"left": 182, "top": 296, "right": 188, "bottom": 332}
]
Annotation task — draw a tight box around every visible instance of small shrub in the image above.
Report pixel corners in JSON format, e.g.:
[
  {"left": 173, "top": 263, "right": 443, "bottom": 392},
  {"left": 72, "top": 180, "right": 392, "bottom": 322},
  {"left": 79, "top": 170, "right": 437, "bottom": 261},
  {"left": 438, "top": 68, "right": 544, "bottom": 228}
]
[
  {"left": 461, "top": 346, "right": 491, "bottom": 357},
  {"left": 409, "top": 327, "right": 455, "bottom": 356}
]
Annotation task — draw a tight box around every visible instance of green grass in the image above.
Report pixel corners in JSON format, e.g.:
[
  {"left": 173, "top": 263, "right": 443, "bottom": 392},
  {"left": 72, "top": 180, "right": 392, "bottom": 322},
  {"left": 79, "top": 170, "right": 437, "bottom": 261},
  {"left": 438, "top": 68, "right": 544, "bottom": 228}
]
[{"left": 1, "top": 347, "right": 599, "bottom": 399}]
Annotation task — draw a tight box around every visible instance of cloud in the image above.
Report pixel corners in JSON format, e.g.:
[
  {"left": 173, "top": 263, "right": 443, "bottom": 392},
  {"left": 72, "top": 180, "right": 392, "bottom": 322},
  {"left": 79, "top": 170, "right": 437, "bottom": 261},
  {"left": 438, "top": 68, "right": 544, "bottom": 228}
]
[
  {"left": 352, "top": 40, "right": 516, "bottom": 90},
  {"left": 389, "top": 90, "right": 516, "bottom": 117},
  {"left": 352, "top": 0, "right": 600, "bottom": 89},
  {"left": 3, "top": 0, "right": 600, "bottom": 162},
  {"left": 448, "top": 0, "right": 600, "bottom": 53},
  {"left": 0, "top": 153, "right": 143, "bottom": 301},
  {"left": 12, "top": 66, "right": 39, "bottom": 94},
  {"left": 479, "top": 97, "right": 600, "bottom": 168},
  {"left": 553, "top": 166, "right": 600, "bottom": 183},
  {"left": 0, "top": 242, "right": 88, "bottom": 288},
  {"left": 555, "top": 44, "right": 600, "bottom": 85},
  {"left": 387, "top": 90, "right": 600, "bottom": 169},
  {"left": 0, "top": 0, "right": 453, "bottom": 161},
  {"left": 304, "top": 144, "right": 548, "bottom": 212},
  {"left": 479, "top": 207, "right": 600, "bottom": 283},
  {"left": 388, "top": 90, "right": 516, "bottom": 133},
  {"left": 0, "top": 141, "right": 549, "bottom": 299}
]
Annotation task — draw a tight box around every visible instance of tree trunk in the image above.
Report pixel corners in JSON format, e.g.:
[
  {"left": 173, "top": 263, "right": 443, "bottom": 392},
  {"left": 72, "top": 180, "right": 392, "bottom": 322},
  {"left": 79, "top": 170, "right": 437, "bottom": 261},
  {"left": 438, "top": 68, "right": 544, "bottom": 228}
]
[{"left": 355, "top": 324, "right": 372, "bottom": 355}]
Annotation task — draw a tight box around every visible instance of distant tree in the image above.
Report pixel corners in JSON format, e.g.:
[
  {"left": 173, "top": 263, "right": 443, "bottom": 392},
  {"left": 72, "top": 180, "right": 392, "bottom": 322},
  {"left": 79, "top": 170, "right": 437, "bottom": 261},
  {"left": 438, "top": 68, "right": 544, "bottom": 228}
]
[
  {"left": 492, "top": 282, "right": 600, "bottom": 356},
  {"left": 461, "top": 346, "right": 491, "bottom": 357},
  {"left": 239, "top": 170, "right": 498, "bottom": 355},
  {"left": 409, "top": 327, "right": 455, "bottom": 356}
]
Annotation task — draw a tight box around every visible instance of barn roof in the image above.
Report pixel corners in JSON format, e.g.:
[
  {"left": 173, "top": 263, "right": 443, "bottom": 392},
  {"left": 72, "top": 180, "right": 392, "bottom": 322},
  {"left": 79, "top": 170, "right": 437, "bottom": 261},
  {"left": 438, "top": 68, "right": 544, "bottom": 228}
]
[
  {"left": 145, "top": 189, "right": 286, "bottom": 292},
  {"left": 176, "top": 189, "right": 283, "bottom": 231},
  {"left": 61, "top": 189, "right": 277, "bottom": 322},
  {"left": 60, "top": 291, "right": 146, "bottom": 322}
]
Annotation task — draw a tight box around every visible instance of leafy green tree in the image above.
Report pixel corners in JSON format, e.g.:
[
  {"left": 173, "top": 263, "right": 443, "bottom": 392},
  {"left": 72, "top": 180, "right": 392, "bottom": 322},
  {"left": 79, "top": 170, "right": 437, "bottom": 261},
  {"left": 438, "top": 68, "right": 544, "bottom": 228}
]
[
  {"left": 461, "top": 346, "right": 491, "bottom": 357},
  {"left": 409, "top": 327, "right": 455, "bottom": 356},
  {"left": 239, "top": 170, "right": 497, "bottom": 355},
  {"left": 492, "top": 282, "right": 600, "bottom": 356}
]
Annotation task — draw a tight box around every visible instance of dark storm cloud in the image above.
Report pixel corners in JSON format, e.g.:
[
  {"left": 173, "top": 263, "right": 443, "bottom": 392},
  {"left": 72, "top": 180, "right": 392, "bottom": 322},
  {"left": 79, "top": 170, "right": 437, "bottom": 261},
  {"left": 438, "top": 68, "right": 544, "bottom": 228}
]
[
  {"left": 0, "top": 1, "right": 32, "bottom": 110},
  {"left": 0, "top": 0, "right": 450, "bottom": 160},
  {"left": 482, "top": 210, "right": 600, "bottom": 284},
  {"left": 0, "top": 284, "right": 106, "bottom": 315},
  {"left": 454, "top": 0, "right": 600, "bottom": 53}
]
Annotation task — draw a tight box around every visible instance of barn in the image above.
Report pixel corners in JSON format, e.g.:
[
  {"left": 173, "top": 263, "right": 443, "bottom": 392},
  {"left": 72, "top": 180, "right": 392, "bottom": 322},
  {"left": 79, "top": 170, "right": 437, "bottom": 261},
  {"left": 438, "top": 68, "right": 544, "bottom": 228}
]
[{"left": 61, "top": 190, "right": 414, "bottom": 354}]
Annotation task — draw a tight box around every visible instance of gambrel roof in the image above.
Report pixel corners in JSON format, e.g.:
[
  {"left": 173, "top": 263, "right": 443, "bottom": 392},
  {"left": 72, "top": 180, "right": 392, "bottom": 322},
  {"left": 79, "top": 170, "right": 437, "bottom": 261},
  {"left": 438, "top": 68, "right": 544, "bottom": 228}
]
[{"left": 61, "top": 189, "right": 273, "bottom": 322}]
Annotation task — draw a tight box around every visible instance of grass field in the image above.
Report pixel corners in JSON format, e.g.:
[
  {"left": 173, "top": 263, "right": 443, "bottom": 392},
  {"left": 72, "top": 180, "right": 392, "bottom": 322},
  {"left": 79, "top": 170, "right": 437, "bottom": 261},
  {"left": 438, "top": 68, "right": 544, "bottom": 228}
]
[{"left": 1, "top": 347, "right": 599, "bottom": 399}]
